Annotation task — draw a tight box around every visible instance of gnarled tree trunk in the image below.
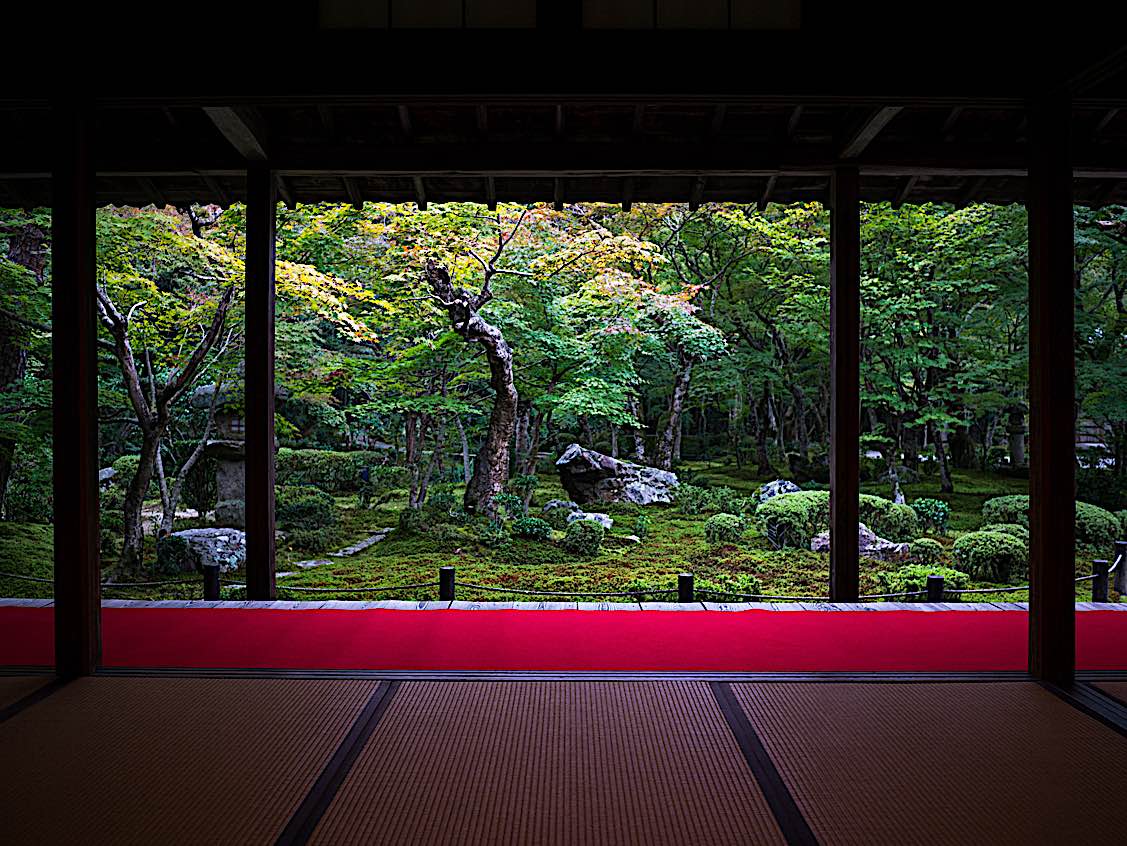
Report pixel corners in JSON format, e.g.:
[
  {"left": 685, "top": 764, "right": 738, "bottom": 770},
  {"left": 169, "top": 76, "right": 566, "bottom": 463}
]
[
  {"left": 655, "top": 355, "right": 693, "bottom": 471},
  {"left": 425, "top": 260, "right": 518, "bottom": 515}
]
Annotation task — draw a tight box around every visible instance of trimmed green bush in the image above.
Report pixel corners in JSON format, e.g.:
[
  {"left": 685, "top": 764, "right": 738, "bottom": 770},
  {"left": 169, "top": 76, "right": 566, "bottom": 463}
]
[
  {"left": 875, "top": 564, "right": 969, "bottom": 601},
  {"left": 276, "top": 448, "right": 404, "bottom": 493},
  {"left": 276, "top": 485, "right": 338, "bottom": 550},
  {"left": 696, "top": 572, "right": 764, "bottom": 600},
  {"left": 397, "top": 506, "right": 426, "bottom": 535},
  {"left": 675, "top": 484, "right": 753, "bottom": 516},
  {"left": 704, "top": 513, "right": 745, "bottom": 545},
  {"left": 633, "top": 513, "right": 651, "bottom": 540},
  {"left": 909, "top": 538, "right": 945, "bottom": 566},
  {"left": 542, "top": 505, "right": 573, "bottom": 531},
  {"left": 491, "top": 492, "right": 526, "bottom": 519},
  {"left": 980, "top": 523, "right": 1029, "bottom": 546},
  {"left": 910, "top": 497, "right": 951, "bottom": 534},
  {"left": 1117, "top": 510, "right": 1127, "bottom": 540},
  {"left": 155, "top": 534, "right": 195, "bottom": 575},
  {"left": 858, "top": 494, "right": 920, "bottom": 542},
  {"left": 755, "top": 490, "right": 829, "bottom": 548},
  {"left": 952, "top": 531, "right": 1027, "bottom": 582},
  {"left": 981, "top": 495, "right": 1119, "bottom": 549},
  {"left": 562, "top": 519, "right": 604, "bottom": 556},
  {"left": 512, "top": 517, "right": 552, "bottom": 540}
]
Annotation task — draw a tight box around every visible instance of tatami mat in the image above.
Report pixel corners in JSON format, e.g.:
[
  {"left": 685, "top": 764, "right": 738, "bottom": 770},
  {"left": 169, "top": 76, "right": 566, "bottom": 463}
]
[
  {"left": 732, "top": 681, "right": 1127, "bottom": 845},
  {"left": 0, "top": 675, "right": 50, "bottom": 711},
  {"left": 0, "top": 677, "right": 377, "bottom": 845},
  {"left": 311, "top": 680, "right": 785, "bottom": 845}
]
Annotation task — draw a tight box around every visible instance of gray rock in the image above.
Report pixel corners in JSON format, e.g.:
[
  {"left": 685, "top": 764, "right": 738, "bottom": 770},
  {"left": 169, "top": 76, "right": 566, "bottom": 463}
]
[
  {"left": 541, "top": 499, "right": 580, "bottom": 514},
  {"left": 757, "top": 479, "right": 802, "bottom": 504},
  {"left": 555, "top": 443, "right": 678, "bottom": 505},
  {"left": 296, "top": 559, "right": 332, "bottom": 569},
  {"left": 166, "top": 528, "right": 246, "bottom": 573},
  {"left": 809, "top": 522, "right": 911, "bottom": 563},
  {"left": 566, "top": 511, "right": 613, "bottom": 529}
]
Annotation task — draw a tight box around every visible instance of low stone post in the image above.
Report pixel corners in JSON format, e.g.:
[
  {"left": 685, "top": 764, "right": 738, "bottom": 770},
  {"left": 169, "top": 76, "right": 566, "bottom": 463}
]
[{"left": 678, "top": 572, "right": 695, "bottom": 603}]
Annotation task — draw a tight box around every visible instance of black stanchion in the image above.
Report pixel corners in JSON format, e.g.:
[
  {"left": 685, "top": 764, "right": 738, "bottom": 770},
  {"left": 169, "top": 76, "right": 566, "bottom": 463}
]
[
  {"left": 439, "top": 566, "right": 456, "bottom": 601},
  {"left": 202, "top": 565, "right": 220, "bottom": 601},
  {"left": 927, "top": 574, "right": 945, "bottom": 603},
  {"left": 1092, "top": 560, "right": 1109, "bottom": 604},
  {"left": 678, "top": 572, "right": 695, "bottom": 603}
]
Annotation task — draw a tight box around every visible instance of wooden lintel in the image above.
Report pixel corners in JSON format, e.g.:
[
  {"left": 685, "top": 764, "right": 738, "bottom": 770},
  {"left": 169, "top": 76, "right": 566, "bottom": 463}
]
[
  {"left": 941, "top": 106, "right": 964, "bottom": 140},
  {"left": 553, "top": 176, "right": 563, "bottom": 211},
  {"left": 1093, "top": 107, "right": 1119, "bottom": 136},
  {"left": 957, "top": 175, "right": 988, "bottom": 207},
  {"left": 275, "top": 174, "right": 294, "bottom": 209},
  {"left": 621, "top": 176, "right": 634, "bottom": 211},
  {"left": 318, "top": 104, "right": 337, "bottom": 139},
  {"left": 786, "top": 105, "right": 803, "bottom": 138},
  {"left": 397, "top": 105, "right": 413, "bottom": 140},
  {"left": 689, "top": 176, "right": 706, "bottom": 210},
  {"left": 202, "top": 106, "right": 268, "bottom": 161},
  {"left": 485, "top": 175, "right": 497, "bottom": 210},
  {"left": 136, "top": 175, "right": 165, "bottom": 208},
  {"left": 413, "top": 175, "right": 427, "bottom": 210},
  {"left": 841, "top": 106, "right": 904, "bottom": 159},
  {"left": 893, "top": 174, "right": 919, "bottom": 208},
  {"left": 710, "top": 104, "right": 727, "bottom": 137},
  {"left": 476, "top": 105, "right": 489, "bottom": 135},
  {"left": 201, "top": 174, "right": 229, "bottom": 207}
]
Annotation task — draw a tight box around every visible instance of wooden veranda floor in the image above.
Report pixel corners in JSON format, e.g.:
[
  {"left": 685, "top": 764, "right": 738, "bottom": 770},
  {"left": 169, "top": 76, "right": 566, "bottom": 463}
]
[{"left": 2, "top": 671, "right": 1126, "bottom": 845}]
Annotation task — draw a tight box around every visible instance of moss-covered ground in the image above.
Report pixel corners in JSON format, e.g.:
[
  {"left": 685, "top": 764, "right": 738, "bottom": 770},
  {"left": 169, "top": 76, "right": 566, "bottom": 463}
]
[{"left": 0, "top": 462, "right": 1115, "bottom": 604}]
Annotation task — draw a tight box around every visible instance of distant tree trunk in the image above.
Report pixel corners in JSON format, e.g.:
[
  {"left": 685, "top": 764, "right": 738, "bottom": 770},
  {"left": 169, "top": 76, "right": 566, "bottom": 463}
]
[
  {"left": 513, "top": 400, "right": 532, "bottom": 472},
  {"left": 455, "top": 416, "right": 473, "bottom": 484},
  {"left": 627, "top": 396, "right": 646, "bottom": 462},
  {"left": 425, "top": 260, "right": 518, "bottom": 516},
  {"left": 654, "top": 356, "right": 693, "bottom": 471},
  {"left": 789, "top": 385, "right": 810, "bottom": 457},
  {"left": 609, "top": 424, "right": 619, "bottom": 458},
  {"left": 930, "top": 421, "right": 955, "bottom": 493},
  {"left": 0, "top": 223, "right": 47, "bottom": 515},
  {"left": 579, "top": 415, "right": 594, "bottom": 447}
]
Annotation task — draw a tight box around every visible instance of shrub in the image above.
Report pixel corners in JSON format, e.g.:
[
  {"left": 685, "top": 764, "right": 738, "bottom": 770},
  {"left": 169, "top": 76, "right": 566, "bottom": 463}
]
[
  {"left": 980, "top": 523, "right": 1029, "bottom": 546},
  {"left": 473, "top": 519, "right": 509, "bottom": 548},
  {"left": 755, "top": 490, "right": 829, "bottom": 548},
  {"left": 875, "top": 564, "right": 969, "bottom": 601},
  {"left": 1118, "top": 510, "right": 1127, "bottom": 540},
  {"left": 676, "top": 483, "right": 752, "bottom": 516},
  {"left": 909, "top": 538, "right": 945, "bottom": 566},
  {"left": 512, "top": 517, "right": 552, "bottom": 540},
  {"left": 276, "top": 448, "right": 404, "bottom": 493},
  {"left": 858, "top": 494, "right": 920, "bottom": 542},
  {"left": 275, "top": 485, "right": 338, "bottom": 550},
  {"left": 397, "top": 506, "right": 426, "bottom": 535},
  {"left": 910, "top": 498, "right": 951, "bottom": 534},
  {"left": 562, "top": 519, "right": 604, "bottom": 555},
  {"left": 181, "top": 454, "right": 217, "bottom": 514},
  {"left": 491, "top": 492, "right": 526, "bottom": 519},
  {"left": 981, "top": 495, "right": 1030, "bottom": 527},
  {"left": 633, "top": 513, "right": 651, "bottom": 540},
  {"left": 952, "top": 531, "right": 1027, "bottom": 582},
  {"left": 542, "top": 505, "right": 574, "bottom": 531},
  {"left": 704, "top": 513, "right": 745, "bottom": 545},
  {"left": 1076, "top": 467, "right": 1127, "bottom": 512},
  {"left": 981, "top": 495, "right": 1119, "bottom": 549},
  {"left": 155, "top": 534, "right": 195, "bottom": 575},
  {"left": 696, "top": 572, "right": 764, "bottom": 600},
  {"left": 6, "top": 442, "right": 53, "bottom": 523}
]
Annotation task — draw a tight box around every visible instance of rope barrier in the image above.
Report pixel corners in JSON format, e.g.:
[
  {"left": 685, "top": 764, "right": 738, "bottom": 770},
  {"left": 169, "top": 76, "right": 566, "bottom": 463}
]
[
  {"left": 276, "top": 582, "right": 440, "bottom": 594},
  {"left": 0, "top": 571, "right": 54, "bottom": 584},
  {"left": 457, "top": 583, "right": 679, "bottom": 599}
]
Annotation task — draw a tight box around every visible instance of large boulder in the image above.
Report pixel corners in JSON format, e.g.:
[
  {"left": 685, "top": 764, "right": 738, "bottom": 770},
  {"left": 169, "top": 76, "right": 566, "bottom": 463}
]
[
  {"left": 555, "top": 443, "right": 678, "bottom": 505},
  {"left": 809, "top": 522, "right": 911, "bottom": 563},
  {"left": 159, "top": 528, "right": 247, "bottom": 573},
  {"left": 757, "top": 479, "right": 802, "bottom": 504},
  {"left": 566, "top": 510, "right": 613, "bottom": 529}
]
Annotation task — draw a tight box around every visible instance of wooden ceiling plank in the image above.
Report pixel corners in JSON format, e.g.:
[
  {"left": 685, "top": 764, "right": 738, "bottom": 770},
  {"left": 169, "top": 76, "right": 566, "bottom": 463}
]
[
  {"left": 203, "top": 106, "right": 268, "bottom": 161},
  {"left": 841, "top": 106, "right": 904, "bottom": 159}
]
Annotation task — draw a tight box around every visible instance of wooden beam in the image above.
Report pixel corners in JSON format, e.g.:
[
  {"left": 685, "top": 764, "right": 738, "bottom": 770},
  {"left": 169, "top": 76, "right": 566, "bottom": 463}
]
[
  {"left": 956, "top": 176, "right": 988, "bottom": 208},
  {"left": 632, "top": 105, "right": 646, "bottom": 135},
  {"left": 344, "top": 176, "right": 363, "bottom": 208},
  {"left": 413, "top": 175, "right": 427, "bottom": 210},
  {"left": 689, "top": 176, "right": 706, "bottom": 211},
  {"left": 786, "top": 105, "right": 803, "bottom": 138},
  {"left": 202, "top": 106, "right": 267, "bottom": 160},
  {"left": 397, "top": 105, "right": 413, "bottom": 140},
  {"left": 841, "top": 106, "right": 904, "bottom": 159},
  {"left": 758, "top": 174, "right": 777, "bottom": 211},
  {"left": 941, "top": 106, "right": 964, "bottom": 141},
  {"left": 136, "top": 176, "right": 165, "bottom": 208},
  {"left": 1027, "top": 96, "right": 1075, "bottom": 686},
  {"left": 52, "top": 101, "right": 101, "bottom": 677},
  {"left": 621, "top": 176, "right": 633, "bottom": 212},
  {"left": 710, "top": 104, "right": 727, "bottom": 137},
  {"left": 553, "top": 177, "right": 563, "bottom": 211},
  {"left": 554, "top": 104, "right": 564, "bottom": 138},
  {"left": 244, "top": 165, "right": 276, "bottom": 602},
  {"left": 829, "top": 165, "right": 860, "bottom": 602},
  {"left": 1093, "top": 107, "right": 1119, "bottom": 136},
  {"left": 317, "top": 104, "right": 336, "bottom": 140},
  {"left": 893, "top": 175, "right": 919, "bottom": 208},
  {"left": 477, "top": 105, "right": 489, "bottom": 136}
]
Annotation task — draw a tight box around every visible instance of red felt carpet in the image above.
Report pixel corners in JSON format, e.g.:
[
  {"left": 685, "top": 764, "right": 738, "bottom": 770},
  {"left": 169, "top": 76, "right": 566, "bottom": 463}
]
[{"left": 2, "top": 607, "right": 1126, "bottom": 672}]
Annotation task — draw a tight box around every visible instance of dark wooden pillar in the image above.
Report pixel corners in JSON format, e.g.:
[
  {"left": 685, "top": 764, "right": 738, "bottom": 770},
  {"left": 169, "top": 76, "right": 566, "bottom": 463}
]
[
  {"left": 244, "top": 166, "right": 276, "bottom": 600},
  {"left": 1027, "top": 96, "right": 1075, "bottom": 685},
  {"left": 52, "top": 102, "right": 101, "bottom": 676},
  {"left": 829, "top": 166, "right": 861, "bottom": 601}
]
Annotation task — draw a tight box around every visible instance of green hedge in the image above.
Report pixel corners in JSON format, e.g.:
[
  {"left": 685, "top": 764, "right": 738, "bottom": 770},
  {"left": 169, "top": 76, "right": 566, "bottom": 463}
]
[
  {"left": 704, "top": 513, "right": 745, "bottom": 545},
  {"left": 952, "top": 531, "right": 1027, "bottom": 583},
  {"left": 981, "top": 495, "right": 1119, "bottom": 549},
  {"left": 909, "top": 538, "right": 945, "bottom": 566},
  {"left": 276, "top": 485, "right": 338, "bottom": 550},
  {"left": 875, "top": 564, "right": 969, "bottom": 601},
  {"left": 512, "top": 517, "right": 552, "bottom": 540},
  {"left": 675, "top": 484, "right": 754, "bottom": 516},
  {"left": 755, "top": 490, "right": 917, "bottom": 547},
  {"left": 562, "top": 519, "right": 604, "bottom": 556},
  {"left": 980, "top": 523, "right": 1029, "bottom": 546},
  {"left": 276, "top": 448, "right": 405, "bottom": 493}
]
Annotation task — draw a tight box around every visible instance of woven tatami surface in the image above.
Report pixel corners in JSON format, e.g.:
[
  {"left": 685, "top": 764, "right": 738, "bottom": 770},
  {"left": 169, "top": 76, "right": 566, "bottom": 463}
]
[
  {"left": 0, "top": 677, "right": 377, "bottom": 845},
  {"left": 311, "top": 680, "right": 785, "bottom": 845},
  {"left": 732, "top": 681, "right": 1127, "bottom": 845},
  {"left": 0, "top": 675, "right": 50, "bottom": 710}
]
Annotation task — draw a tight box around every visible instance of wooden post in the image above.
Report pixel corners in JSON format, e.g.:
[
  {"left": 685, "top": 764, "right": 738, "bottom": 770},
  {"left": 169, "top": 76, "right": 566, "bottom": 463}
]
[
  {"left": 51, "top": 101, "right": 102, "bottom": 678},
  {"left": 678, "top": 572, "right": 695, "bottom": 603},
  {"left": 439, "top": 566, "right": 455, "bottom": 601},
  {"left": 1114, "top": 540, "right": 1127, "bottom": 597},
  {"left": 1027, "top": 96, "right": 1075, "bottom": 686},
  {"left": 829, "top": 166, "right": 861, "bottom": 601},
  {"left": 1091, "top": 561, "right": 1109, "bottom": 603},
  {"left": 202, "top": 564, "right": 220, "bottom": 601},
  {"left": 244, "top": 165, "right": 276, "bottom": 601},
  {"left": 927, "top": 574, "right": 945, "bottom": 603}
]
